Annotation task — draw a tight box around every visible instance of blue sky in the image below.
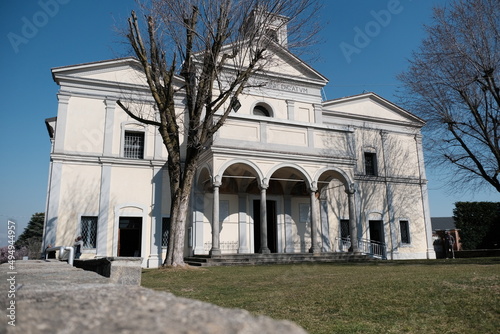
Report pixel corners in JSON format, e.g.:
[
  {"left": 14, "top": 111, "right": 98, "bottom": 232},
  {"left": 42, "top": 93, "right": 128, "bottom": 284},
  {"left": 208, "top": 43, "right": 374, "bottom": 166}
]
[{"left": 1, "top": 0, "right": 498, "bottom": 246}]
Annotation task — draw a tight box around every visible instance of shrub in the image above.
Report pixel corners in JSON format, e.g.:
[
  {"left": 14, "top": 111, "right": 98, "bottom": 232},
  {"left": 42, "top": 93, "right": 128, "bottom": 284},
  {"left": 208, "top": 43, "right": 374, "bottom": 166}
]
[{"left": 454, "top": 202, "right": 500, "bottom": 249}]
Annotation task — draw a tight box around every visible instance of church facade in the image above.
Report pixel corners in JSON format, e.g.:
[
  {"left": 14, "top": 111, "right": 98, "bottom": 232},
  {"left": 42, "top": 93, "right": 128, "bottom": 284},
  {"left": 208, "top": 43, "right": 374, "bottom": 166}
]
[{"left": 43, "top": 48, "right": 436, "bottom": 267}]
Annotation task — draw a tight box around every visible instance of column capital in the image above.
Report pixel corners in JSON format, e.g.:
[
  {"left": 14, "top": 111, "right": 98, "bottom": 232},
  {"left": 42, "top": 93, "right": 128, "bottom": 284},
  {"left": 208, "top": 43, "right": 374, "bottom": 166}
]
[
  {"left": 57, "top": 93, "right": 71, "bottom": 104},
  {"left": 309, "top": 181, "right": 318, "bottom": 193},
  {"left": 212, "top": 175, "right": 222, "bottom": 187},
  {"left": 259, "top": 178, "right": 269, "bottom": 190},
  {"left": 104, "top": 98, "right": 116, "bottom": 107},
  {"left": 380, "top": 130, "right": 389, "bottom": 140},
  {"left": 345, "top": 182, "right": 357, "bottom": 195}
]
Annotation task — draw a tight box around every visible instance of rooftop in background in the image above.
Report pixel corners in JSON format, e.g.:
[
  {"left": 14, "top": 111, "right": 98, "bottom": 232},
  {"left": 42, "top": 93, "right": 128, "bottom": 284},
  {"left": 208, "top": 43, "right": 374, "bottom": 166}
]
[{"left": 431, "top": 217, "right": 455, "bottom": 231}]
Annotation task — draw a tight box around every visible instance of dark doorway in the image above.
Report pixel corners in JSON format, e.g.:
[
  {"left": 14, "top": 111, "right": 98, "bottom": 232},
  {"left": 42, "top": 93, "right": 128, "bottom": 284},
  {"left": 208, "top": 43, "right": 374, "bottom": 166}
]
[
  {"left": 118, "top": 217, "right": 142, "bottom": 257},
  {"left": 369, "top": 220, "right": 384, "bottom": 243},
  {"left": 253, "top": 200, "right": 277, "bottom": 253}
]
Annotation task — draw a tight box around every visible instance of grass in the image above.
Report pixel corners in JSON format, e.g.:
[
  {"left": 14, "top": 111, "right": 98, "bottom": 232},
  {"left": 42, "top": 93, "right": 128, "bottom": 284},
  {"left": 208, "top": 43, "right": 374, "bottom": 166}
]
[{"left": 142, "top": 258, "right": 500, "bottom": 334}]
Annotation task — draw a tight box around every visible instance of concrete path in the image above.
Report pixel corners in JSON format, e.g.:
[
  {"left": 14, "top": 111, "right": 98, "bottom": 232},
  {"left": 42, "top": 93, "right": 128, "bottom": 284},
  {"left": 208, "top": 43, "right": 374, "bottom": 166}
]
[{"left": 1, "top": 260, "right": 307, "bottom": 334}]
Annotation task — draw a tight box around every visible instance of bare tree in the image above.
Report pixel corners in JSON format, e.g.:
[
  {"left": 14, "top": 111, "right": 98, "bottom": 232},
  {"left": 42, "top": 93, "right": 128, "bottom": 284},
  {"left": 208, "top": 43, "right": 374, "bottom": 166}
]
[
  {"left": 117, "top": 0, "right": 321, "bottom": 266},
  {"left": 398, "top": 0, "right": 500, "bottom": 193}
]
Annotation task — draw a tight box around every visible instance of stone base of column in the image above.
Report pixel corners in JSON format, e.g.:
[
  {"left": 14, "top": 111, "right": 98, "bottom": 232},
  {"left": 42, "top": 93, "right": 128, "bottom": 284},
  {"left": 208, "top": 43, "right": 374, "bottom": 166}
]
[
  {"left": 209, "top": 248, "right": 221, "bottom": 256},
  {"left": 147, "top": 254, "right": 161, "bottom": 268},
  {"left": 426, "top": 248, "right": 437, "bottom": 259},
  {"left": 259, "top": 247, "right": 271, "bottom": 254},
  {"left": 237, "top": 247, "right": 250, "bottom": 254},
  {"left": 309, "top": 247, "right": 320, "bottom": 254}
]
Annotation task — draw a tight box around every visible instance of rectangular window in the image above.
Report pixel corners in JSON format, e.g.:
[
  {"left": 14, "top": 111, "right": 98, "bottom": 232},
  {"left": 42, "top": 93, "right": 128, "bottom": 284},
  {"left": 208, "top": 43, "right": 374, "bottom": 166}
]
[
  {"left": 400, "top": 220, "right": 410, "bottom": 244},
  {"left": 162, "top": 218, "right": 170, "bottom": 248},
  {"left": 340, "top": 219, "right": 350, "bottom": 238},
  {"left": 81, "top": 216, "right": 97, "bottom": 249},
  {"left": 124, "top": 131, "right": 144, "bottom": 159},
  {"left": 364, "top": 152, "right": 377, "bottom": 176}
]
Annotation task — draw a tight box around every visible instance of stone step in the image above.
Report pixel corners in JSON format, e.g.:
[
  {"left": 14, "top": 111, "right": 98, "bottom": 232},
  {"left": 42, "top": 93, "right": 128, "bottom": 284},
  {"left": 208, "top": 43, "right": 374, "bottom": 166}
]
[{"left": 184, "top": 253, "right": 376, "bottom": 267}]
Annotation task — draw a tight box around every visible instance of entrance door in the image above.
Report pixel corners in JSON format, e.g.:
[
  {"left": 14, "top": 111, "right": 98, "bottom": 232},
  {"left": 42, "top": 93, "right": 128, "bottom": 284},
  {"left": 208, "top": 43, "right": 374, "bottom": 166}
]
[
  {"left": 118, "top": 217, "right": 142, "bottom": 257},
  {"left": 369, "top": 220, "right": 384, "bottom": 243},
  {"left": 253, "top": 200, "right": 277, "bottom": 253},
  {"left": 368, "top": 220, "right": 386, "bottom": 258}
]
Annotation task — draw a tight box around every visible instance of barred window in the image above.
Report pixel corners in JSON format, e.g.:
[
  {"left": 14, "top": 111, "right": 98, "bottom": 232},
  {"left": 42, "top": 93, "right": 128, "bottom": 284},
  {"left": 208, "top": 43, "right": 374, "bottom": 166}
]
[
  {"left": 162, "top": 218, "right": 170, "bottom": 248},
  {"left": 124, "top": 131, "right": 144, "bottom": 159},
  {"left": 400, "top": 220, "right": 410, "bottom": 244},
  {"left": 81, "top": 216, "right": 97, "bottom": 248},
  {"left": 340, "top": 219, "right": 350, "bottom": 238},
  {"left": 364, "top": 152, "right": 377, "bottom": 176}
]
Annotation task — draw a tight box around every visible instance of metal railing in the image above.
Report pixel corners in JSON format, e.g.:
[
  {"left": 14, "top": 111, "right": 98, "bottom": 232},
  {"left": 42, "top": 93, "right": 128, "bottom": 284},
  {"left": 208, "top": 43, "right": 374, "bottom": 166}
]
[
  {"left": 336, "top": 237, "right": 387, "bottom": 259},
  {"left": 357, "top": 238, "right": 387, "bottom": 259},
  {"left": 45, "top": 246, "right": 75, "bottom": 266},
  {"left": 336, "top": 237, "right": 351, "bottom": 252}
]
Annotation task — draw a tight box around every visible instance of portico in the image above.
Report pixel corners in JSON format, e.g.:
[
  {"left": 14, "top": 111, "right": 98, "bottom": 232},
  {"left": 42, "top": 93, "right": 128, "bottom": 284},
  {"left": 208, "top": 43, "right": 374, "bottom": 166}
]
[{"left": 193, "top": 153, "right": 360, "bottom": 257}]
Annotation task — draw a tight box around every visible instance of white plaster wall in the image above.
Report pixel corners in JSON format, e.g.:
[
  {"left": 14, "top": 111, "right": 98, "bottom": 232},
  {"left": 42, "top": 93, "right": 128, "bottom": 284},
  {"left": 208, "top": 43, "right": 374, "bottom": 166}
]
[
  {"left": 290, "top": 197, "right": 311, "bottom": 252},
  {"left": 219, "top": 195, "right": 240, "bottom": 253},
  {"left": 64, "top": 97, "right": 105, "bottom": 154},
  {"left": 56, "top": 163, "right": 101, "bottom": 246}
]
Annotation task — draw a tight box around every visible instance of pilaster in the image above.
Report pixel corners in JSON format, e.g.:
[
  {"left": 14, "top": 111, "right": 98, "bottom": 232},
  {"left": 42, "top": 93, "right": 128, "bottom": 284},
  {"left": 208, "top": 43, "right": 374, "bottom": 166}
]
[
  {"left": 96, "top": 163, "right": 111, "bottom": 257},
  {"left": 53, "top": 93, "right": 71, "bottom": 153},
  {"left": 103, "top": 98, "right": 115, "bottom": 156},
  {"left": 148, "top": 166, "right": 163, "bottom": 268},
  {"left": 237, "top": 194, "right": 249, "bottom": 253}
]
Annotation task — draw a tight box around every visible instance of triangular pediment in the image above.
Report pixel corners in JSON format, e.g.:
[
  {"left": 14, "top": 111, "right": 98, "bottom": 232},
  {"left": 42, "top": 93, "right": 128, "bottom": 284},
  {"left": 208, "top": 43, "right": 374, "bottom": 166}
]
[
  {"left": 214, "top": 41, "right": 328, "bottom": 87},
  {"left": 322, "top": 93, "right": 425, "bottom": 126},
  {"left": 264, "top": 43, "right": 328, "bottom": 85},
  {"left": 52, "top": 57, "right": 149, "bottom": 86}
]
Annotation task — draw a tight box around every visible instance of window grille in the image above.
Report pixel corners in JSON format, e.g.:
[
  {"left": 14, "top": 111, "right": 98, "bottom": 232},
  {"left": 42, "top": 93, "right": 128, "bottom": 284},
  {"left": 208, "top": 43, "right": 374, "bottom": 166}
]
[
  {"left": 400, "top": 220, "right": 410, "bottom": 244},
  {"left": 364, "top": 152, "right": 377, "bottom": 176},
  {"left": 81, "top": 216, "right": 97, "bottom": 248},
  {"left": 162, "top": 218, "right": 170, "bottom": 248},
  {"left": 340, "top": 219, "right": 350, "bottom": 238},
  {"left": 124, "top": 131, "right": 144, "bottom": 159}
]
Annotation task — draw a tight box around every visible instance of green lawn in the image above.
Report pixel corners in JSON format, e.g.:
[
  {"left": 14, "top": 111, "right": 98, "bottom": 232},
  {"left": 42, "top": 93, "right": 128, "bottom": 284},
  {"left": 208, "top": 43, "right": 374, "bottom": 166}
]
[{"left": 142, "top": 258, "right": 500, "bottom": 334}]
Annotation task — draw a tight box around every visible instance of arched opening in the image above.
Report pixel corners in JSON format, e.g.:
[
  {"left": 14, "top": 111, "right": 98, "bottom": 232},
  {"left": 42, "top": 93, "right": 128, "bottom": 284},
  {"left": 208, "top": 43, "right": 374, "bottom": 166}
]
[{"left": 253, "top": 103, "right": 272, "bottom": 117}]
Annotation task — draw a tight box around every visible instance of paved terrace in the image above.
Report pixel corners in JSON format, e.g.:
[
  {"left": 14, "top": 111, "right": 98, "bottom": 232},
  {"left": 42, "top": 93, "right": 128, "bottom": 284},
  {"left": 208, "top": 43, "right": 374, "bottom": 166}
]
[{"left": 1, "top": 260, "right": 307, "bottom": 334}]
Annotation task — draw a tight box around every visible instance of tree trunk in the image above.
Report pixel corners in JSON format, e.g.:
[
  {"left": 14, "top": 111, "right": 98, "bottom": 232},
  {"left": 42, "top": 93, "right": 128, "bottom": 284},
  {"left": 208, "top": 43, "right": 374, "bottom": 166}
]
[{"left": 163, "top": 152, "right": 199, "bottom": 267}]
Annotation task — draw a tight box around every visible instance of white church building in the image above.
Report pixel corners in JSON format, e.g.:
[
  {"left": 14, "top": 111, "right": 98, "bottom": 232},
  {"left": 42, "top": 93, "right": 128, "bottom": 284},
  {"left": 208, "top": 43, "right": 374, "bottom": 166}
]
[{"left": 42, "top": 36, "right": 436, "bottom": 268}]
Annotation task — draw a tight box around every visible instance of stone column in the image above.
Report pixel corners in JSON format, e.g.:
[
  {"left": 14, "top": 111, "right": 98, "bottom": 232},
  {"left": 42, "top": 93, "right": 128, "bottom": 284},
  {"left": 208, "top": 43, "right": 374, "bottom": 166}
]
[
  {"left": 210, "top": 180, "right": 222, "bottom": 256},
  {"left": 346, "top": 183, "right": 359, "bottom": 253},
  {"left": 259, "top": 184, "right": 271, "bottom": 254},
  {"left": 309, "top": 186, "right": 320, "bottom": 253}
]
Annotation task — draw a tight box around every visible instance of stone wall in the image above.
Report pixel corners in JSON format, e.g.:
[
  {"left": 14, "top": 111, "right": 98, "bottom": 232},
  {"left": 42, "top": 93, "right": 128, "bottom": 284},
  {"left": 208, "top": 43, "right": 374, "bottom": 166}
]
[{"left": 1, "top": 260, "right": 307, "bottom": 333}]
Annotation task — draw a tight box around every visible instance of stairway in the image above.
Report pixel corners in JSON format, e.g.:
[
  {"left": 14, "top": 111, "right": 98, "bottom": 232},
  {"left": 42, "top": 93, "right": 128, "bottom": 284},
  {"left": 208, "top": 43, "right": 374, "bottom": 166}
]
[{"left": 184, "top": 252, "right": 377, "bottom": 267}]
